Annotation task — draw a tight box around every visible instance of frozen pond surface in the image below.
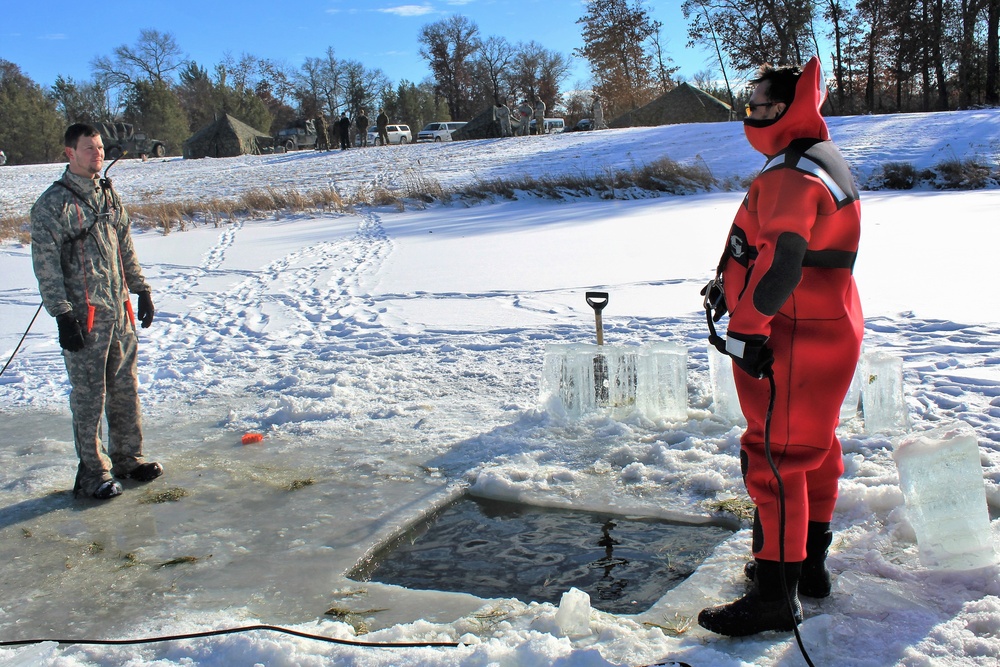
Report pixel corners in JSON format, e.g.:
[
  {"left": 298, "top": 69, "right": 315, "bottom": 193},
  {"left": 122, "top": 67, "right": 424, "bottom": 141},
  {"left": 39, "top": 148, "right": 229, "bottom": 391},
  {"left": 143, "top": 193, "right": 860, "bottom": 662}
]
[{"left": 2, "top": 114, "right": 1000, "bottom": 665}]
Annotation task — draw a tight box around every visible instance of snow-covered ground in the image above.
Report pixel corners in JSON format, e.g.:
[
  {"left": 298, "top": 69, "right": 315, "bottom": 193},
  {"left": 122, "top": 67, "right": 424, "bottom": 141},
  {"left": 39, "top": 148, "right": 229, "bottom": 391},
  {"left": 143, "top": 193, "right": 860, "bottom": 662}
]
[{"left": 0, "top": 110, "right": 999, "bottom": 666}]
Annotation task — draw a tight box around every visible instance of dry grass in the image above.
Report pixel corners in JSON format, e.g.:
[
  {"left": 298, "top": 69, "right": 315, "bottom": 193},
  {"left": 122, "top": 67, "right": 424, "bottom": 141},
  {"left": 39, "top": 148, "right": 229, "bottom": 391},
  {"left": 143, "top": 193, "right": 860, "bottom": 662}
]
[
  {"left": 6, "top": 154, "right": 994, "bottom": 244},
  {"left": 707, "top": 495, "right": 755, "bottom": 522},
  {"left": 1, "top": 213, "right": 30, "bottom": 244},
  {"left": 868, "top": 157, "right": 997, "bottom": 190}
]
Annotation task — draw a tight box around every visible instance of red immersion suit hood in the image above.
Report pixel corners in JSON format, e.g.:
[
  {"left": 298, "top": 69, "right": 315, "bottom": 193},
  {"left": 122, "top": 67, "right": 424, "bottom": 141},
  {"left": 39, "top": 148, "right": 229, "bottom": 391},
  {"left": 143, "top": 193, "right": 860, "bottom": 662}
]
[{"left": 743, "top": 56, "right": 830, "bottom": 157}]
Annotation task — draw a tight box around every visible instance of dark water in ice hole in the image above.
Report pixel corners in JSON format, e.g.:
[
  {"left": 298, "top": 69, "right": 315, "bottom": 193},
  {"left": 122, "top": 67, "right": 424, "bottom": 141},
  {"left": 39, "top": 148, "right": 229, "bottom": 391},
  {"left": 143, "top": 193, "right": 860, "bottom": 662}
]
[{"left": 350, "top": 496, "right": 735, "bottom": 614}]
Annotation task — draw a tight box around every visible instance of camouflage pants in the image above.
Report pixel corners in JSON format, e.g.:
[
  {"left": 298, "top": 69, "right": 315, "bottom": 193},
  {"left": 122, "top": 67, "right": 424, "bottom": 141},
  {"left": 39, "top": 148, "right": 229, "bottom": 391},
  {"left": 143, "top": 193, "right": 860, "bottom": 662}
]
[{"left": 64, "top": 314, "right": 146, "bottom": 495}]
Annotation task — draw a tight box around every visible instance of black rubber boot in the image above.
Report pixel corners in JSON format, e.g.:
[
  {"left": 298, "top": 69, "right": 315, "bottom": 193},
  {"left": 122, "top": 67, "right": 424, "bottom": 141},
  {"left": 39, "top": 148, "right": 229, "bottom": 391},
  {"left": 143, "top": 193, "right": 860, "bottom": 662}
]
[
  {"left": 799, "top": 522, "right": 833, "bottom": 598},
  {"left": 699, "top": 559, "right": 803, "bottom": 637},
  {"left": 744, "top": 522, "right": 832, "bottom": 598}
]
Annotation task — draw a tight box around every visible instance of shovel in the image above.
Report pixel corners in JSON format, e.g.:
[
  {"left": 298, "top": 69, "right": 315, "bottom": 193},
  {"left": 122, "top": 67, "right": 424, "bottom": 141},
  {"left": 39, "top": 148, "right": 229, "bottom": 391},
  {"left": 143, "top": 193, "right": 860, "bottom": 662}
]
[{"left": 586, "top": 291, "right": 610, "bottom": 404}]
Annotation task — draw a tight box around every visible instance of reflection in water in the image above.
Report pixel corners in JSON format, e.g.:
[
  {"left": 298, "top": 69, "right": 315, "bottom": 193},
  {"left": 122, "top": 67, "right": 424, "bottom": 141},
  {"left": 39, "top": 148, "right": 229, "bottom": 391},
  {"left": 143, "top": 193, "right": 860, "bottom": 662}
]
[{"left": 352, "top": 497, "right": 734, "bottom": 614}]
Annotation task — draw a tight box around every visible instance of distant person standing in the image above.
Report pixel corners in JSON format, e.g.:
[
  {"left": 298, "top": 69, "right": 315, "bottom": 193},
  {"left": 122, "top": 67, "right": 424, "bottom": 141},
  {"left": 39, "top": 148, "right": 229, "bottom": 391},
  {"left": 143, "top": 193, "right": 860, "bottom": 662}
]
[
  {"left": 356, "top": 109, "right": 370, "bottom": 147},
  {"left": 592, "top": 95, "right": 607, "bottom": 130},
  {"left": 497, "top": 101, "right": 512, "bottom": 137},
  {"left": 491, "top": 103, "right": 502, "bottom": 137},
  {"left": 337, "top": 112, "right": 351, "bottom": 150},
  {"left": 534, "top": 98, "right": 546, "bottom": 135},
  {"left": 315, "top": 115, "right": 329, "bottom": 151},
  {"left": 517, "top": 101, "right": 532, "bottom": 136},
  {"left": 30, "top": 123, "right": 163, "bottom": 500},
  {"left": 376, "top": 109, "right": 389, "bottom": 146}
]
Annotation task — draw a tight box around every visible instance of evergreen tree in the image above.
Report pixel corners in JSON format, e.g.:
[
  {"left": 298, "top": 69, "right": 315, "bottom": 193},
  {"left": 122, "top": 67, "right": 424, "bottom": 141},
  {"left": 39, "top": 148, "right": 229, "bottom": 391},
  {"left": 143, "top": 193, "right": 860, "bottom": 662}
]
[
  {"left": 124, "top": 80, "right": 189, "bottom": 156},
  {"left": 0, "top": 60, "right": 64, "bottom": 165},
  {"left": 50, "top": 75, "right": 110, "bottom": 124},
  {"left": 177, "top": 62, "right": 216, "bottom": 132}
]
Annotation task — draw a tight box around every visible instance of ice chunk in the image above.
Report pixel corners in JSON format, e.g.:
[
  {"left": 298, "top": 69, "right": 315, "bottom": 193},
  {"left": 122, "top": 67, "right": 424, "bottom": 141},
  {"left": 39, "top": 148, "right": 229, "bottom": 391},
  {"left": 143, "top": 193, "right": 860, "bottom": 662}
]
[
  {"left": 708, "top": 345, "right": 745, "bottom": 424},
  {"left": 636, "top": 341, "right": 688, "bottom": 421},
  {"left": 553, "top": 587, "right": 592, "bottom": 637},
  {"left": 892, "top": 424, "right": 998, "bottom": 570},
  {"left": 840, "top": 362, "right": 862, "bottom": 422},
  {"left": 861, "top": 351, "right": 909, "bottom": 433}
]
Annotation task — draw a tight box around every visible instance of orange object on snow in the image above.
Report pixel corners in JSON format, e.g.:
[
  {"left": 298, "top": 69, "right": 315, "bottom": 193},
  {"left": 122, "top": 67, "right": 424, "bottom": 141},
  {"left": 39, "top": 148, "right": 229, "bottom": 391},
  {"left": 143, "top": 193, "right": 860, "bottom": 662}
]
[{"left": 241, "top": 432, "right": 264, "bottom": 445}]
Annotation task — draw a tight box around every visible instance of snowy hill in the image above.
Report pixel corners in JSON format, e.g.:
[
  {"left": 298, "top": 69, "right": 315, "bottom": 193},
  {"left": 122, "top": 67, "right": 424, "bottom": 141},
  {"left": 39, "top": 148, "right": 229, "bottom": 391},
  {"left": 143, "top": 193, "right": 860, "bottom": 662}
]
[{"left": 1, "top": 110, "right": 999, "bottom": 666}]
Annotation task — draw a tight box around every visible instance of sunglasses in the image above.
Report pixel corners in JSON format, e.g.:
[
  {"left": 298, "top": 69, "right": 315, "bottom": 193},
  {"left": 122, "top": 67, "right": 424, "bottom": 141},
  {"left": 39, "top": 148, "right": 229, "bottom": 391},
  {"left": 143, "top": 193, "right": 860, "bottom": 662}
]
[{"left": 744, "top": 102, "right": 777, "bottom": 117}]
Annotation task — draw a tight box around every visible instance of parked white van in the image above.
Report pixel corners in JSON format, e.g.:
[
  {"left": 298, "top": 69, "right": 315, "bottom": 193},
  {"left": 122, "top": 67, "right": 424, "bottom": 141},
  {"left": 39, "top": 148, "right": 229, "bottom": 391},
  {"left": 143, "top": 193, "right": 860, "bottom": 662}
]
[
  {"left": 416, "top": 122, "right": 467, "bottom": 142},
  {"left": 529, "top": 118, "right": 566, "bottom": 135}
]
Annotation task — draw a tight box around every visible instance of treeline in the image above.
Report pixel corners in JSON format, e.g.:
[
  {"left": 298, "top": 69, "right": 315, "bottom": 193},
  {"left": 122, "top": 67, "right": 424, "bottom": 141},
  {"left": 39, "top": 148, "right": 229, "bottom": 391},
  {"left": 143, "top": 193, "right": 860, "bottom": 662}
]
[
  {"left": 683, "top": 0, "right": 999, "bottom": 114},
  {"left": 0, "top": 0, "right": 997, "bottom": 166},
  {"left": 0, "top": 15, "right": 576, "bottom": 166}
]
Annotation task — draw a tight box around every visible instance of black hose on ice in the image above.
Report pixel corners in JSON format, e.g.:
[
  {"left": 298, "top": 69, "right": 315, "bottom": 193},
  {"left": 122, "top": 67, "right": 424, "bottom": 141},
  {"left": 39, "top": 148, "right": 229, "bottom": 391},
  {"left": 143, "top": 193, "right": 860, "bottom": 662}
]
[
  {"left": 763, "top": 372, "right": 815, "bottom": 667},
  {"left": 0, "top": 624, "right": 462, "bottom": 649},
  {"left": 0, "top": 303, "right": 43, "bottom": 378}
]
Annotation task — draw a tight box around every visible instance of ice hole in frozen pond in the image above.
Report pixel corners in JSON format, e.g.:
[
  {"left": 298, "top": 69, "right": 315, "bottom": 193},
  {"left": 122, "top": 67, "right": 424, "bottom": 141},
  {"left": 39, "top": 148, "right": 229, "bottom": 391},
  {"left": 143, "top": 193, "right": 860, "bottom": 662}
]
[{"left": 349, "top": 495, "right": 736, "bottom": 614}]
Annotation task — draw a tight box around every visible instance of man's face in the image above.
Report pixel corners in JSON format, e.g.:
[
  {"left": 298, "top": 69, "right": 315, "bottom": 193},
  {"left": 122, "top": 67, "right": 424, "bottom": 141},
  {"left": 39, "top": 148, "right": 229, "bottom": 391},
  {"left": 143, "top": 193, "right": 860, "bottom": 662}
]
[
  {"left": 65, "top": 134, "right": 104, "bottom": 178},
  {"left": 746, "top": 81, "right": 787, "bottom": 121}
]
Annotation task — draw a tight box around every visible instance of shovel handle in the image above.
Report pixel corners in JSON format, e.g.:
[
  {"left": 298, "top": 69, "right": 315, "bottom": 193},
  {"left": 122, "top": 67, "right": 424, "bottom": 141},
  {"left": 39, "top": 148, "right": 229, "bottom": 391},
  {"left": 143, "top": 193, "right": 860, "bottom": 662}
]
[
  {"left": 585, "top": 291, "right": 609, "bottom": 312},
  {"left": 585, "top": 292, "right": 608, "bottom": 346}
]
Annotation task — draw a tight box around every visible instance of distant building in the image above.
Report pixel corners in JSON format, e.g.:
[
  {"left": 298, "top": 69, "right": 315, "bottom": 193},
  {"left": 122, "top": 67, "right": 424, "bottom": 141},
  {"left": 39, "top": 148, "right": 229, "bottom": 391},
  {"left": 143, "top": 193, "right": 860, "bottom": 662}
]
[{"left": 609, "top": 83, "right": 733, "bottom": 128}]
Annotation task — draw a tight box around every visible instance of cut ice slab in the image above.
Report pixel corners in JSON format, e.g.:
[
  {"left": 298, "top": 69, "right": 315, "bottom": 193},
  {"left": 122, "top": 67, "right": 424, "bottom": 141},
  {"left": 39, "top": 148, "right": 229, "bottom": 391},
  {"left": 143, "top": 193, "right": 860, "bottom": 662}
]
[
  {"left": 540, "top": 342, "right": 688, "bottom": 421},
  {"left": 893, "top": 423, "right": 998, "bottom": 570},
  {"left": 861, "top": 350, "right": 909, "bottom": 433}
]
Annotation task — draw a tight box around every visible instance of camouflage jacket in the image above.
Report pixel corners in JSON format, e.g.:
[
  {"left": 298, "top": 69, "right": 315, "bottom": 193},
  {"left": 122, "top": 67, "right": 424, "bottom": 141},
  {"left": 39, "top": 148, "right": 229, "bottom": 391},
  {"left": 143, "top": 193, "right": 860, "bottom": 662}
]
[{"left": 30, "top": 168, "right": 149, "bottom": 325}]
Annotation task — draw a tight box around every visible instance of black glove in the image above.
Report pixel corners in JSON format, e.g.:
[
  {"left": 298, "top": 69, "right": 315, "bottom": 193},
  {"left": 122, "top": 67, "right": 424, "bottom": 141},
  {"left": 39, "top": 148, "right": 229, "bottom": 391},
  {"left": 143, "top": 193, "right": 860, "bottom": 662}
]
[
  {"left": 56, "top": 313, "right": 86, "bottom": 352},
  {"left": 726, "top": 331, "right": 774, "bottom": 379},
  {"left": 700, "top": 278, "right": 727, "bottom": 322},
  {"left": 137, "top": 291, "right": 154, "bottom": 328}
]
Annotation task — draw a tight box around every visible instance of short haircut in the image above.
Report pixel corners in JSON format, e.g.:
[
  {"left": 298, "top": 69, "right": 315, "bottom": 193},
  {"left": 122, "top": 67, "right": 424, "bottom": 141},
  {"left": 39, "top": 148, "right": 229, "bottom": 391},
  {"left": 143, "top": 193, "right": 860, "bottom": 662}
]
[
  {"left": 750, "top": 64, "right": 803, "bottom": 106},
  {"left": 65, "top": 123, "right": 100, "bottom": 149}
]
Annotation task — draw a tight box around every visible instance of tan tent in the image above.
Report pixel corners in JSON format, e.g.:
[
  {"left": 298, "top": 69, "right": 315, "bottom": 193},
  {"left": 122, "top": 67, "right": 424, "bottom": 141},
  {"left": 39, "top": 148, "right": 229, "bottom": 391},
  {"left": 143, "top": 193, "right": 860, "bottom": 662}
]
[
  {"left": 609, "top": 83, "right": 734, "bottom": 128},
  {"left": 183, "top": 114, "right": 273, "bottom": 159}
]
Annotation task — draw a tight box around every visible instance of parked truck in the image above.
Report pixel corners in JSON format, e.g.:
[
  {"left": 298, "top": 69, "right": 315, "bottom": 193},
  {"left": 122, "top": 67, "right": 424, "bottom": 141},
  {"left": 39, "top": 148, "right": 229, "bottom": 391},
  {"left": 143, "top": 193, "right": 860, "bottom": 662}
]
[
  {"left": 275, "top": 119, "right": 318, "bottom": 151},
  {"left": 97, "top": 121, "right": 167, "bottom": 159}
]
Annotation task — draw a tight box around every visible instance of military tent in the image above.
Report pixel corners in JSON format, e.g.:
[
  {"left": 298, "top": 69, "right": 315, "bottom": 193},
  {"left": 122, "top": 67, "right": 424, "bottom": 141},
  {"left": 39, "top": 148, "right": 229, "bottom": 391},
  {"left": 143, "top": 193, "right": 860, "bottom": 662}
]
[
  {"left": 450, "top": 108, "right": 502, "bottom": 141},
  {"left": 183, "top": 114, "right": 273, "bottom": 159},
  {"left": 609, "top": 83, "right": 733, "bottom": 128}
]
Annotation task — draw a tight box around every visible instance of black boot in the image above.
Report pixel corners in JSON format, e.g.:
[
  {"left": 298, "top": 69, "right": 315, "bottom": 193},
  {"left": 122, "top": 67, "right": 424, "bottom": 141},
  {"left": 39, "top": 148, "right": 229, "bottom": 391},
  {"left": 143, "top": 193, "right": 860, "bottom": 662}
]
[
  {"left": 744, "top": 521, "right": 833, "bottom": 598},
  {"left": 699, "top": 559, "right": 803, "bottom": 636}
]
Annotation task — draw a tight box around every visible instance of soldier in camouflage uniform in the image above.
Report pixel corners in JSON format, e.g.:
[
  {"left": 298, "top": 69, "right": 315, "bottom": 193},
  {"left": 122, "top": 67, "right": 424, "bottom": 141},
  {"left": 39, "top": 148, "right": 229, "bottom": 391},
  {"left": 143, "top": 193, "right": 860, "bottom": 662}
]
[
  {"left": 315, "top": 115, "right": 330, "bottom": 151},
  {"left": 31, "top": 123, "right": 163, "bottom": 500}
]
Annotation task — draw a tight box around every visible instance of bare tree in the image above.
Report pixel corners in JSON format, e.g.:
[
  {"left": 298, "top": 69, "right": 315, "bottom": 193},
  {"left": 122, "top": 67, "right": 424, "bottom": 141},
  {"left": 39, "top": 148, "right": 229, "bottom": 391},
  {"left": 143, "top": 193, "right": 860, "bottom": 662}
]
[
  {"left": 92, "top": 29, "right": 186, "bottom": 88},
  {"left": 418, "top": 14, "right": 482, "bottom": 121},
  {"left": 576, "top": 0, "right": 661, "bottom": 114},
  {"left": 988, "top": 0, "right": 1000, "bottom": 104},
  {"left": 509, "top": 41, "right": 572, "bottom": 110},
  {"left": 475, "top": 35, "right": 516, "bottom": 105},
  {"left": 341, "top": 60, "right": 391, "bottom": 118},
  {"left": 682, "top": 0, "right": 816, "bottom": 71},
  {"left": 649, "top": 22, "right": 681, "bottom": 94}
]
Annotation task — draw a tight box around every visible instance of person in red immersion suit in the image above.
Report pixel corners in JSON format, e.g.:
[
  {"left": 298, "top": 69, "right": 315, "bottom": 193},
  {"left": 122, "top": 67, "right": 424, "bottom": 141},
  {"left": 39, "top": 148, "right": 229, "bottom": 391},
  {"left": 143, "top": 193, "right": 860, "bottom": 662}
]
[{"left": 698, "top": 56, "right": 864, "bottom": 637}]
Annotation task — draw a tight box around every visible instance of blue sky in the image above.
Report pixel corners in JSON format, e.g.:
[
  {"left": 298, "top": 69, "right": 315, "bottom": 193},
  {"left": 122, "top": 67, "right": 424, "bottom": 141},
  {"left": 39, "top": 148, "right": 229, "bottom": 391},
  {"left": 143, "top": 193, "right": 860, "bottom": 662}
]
[{"left": 0, "top": 1, "right": 723, "bottom": 93}]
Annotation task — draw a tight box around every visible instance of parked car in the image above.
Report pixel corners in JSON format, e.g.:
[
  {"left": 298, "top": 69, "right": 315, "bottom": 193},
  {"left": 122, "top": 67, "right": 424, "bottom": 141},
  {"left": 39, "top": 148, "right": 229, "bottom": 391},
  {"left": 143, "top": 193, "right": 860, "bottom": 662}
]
[
  {"left": 567, "top": 119, "right": 594, "bottom": 132},
  {"left": 416, "top": 121, "right": 467, "bottom": 142},
  {"left": 368, "top": 124, "right": 413, "bottom": 145},
  {"left": 529, "top": 117, "right": 566, "bottom": 135}
]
